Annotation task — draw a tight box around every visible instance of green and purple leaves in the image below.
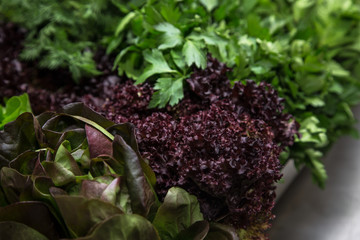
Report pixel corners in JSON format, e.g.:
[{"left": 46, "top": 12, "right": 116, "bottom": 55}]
[
  {"left": 53, "top": 195, "right": 123, "bottom": 237},
  {"left": 153, "top": 187, "right": 203, "bottom": 240},
  {"left": 113, "top": 135, "right": 155, "bottom": 217},
  {"left": 0, "top": 103, "right": 157, "bottom": 239},
  {"left": 0, "top": 112, "right": 43, "bottom": 168},
  {"left": 153, "top": 187, "right": 239, "bottom": 240},
  {"left": 0, "top": 222, "right": 48, "bottom": 240},
  {"left": 76, "top": 214, "right": 160, "bottom": 240},
  {"left": 0, "top": 103, "right": 240, "bottom": 239},
  {"left": 0, "top": 201, "right": 61, "bottom": 239},
  {"left": 85, "top": 124, "right": 113, "bottom": 158}
]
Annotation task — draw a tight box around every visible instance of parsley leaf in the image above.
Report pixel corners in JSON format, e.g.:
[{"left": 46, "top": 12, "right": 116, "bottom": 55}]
[
  {"left": 154, "top": 22, "right": 183, "bottom": 50},
  {"left": 200, "top": 0, "right": 219, "bottom": 12},
  {"left": 136, "top": 49, "right": 178, "bottom": 84},
  {"left": 148, "top": 77, "right": 185, "bottom": 108},
  {"left": 182, "top": 40, "right": 207, "bottom": 69}
]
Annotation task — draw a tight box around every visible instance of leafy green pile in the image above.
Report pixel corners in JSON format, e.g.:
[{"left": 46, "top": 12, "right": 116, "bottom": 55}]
[
  {"left": 0, "top": 103, "right": 241, "bottom": 240},
  {"left": 1, "top": 0, "right": 360, "bottom": 187},
  {"left": 0, "top": 0, "right": 128, "bottom": 81},
  {"left": 107, "top": 0, "right": 360, "bottom": 187},
  {"left": 0, "top": 93, "right": 31, "bottom": 130}
]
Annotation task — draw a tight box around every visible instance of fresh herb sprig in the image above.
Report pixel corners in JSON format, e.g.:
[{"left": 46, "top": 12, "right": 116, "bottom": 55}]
[{"left": 0, "top": 0, "right": 127, "bottom": 82}]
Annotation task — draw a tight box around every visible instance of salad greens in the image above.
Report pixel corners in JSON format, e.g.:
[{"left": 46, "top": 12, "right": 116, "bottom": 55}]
[
  {"left": 0, "top": 103, "right": 240, "bottom": 239},
  {"left": 113, "top": 0, "right": 360, "bottom": 187},
  {"left": 1, "top": 0, "right": 360, "bottom": 187},
  {"left": 0, "top": 93, "right": 32, "bottom": 130}
]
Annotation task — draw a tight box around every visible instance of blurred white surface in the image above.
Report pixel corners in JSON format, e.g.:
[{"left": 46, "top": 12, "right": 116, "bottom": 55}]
[
  {"left": 270, "top": 105, "right": 360, "bottom": 240},
  {"left": 275, "top": 161, "right": 299, "bottom": 201}
]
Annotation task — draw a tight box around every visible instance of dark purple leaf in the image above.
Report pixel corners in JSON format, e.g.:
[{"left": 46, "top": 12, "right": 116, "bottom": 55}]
[
  {"left": 42, "top": 115, "right": 85, "bottom": 149},
  {"left": 85, "top": 124, "right": 112, "bottom": 158},
  {"left": 113, "top": 135, "right": 155, "bottom": 217},
  {"left": 0, "top": 201, "right": 62, "bottom": 239},
  {"left": 0, "top": 222, "right": 48, "bottom": 240},
  {"left": 108, "top": 123, "right": 156, "bottom": 187},
  {"left": 186, "top": 55, "right": 231, "bottom": 102},
  {"left": 0, "top": 113, "right": 43, "bottom": 168},
  {"left": 80, "top": 180, "right": 108, "bottom": 199},
  {"left": 0, "top": 167, "right": 32, "bottom": 203},
  {"left": 205, "top": 223, "right": 239, "bottom": 240},
  {"left": 9, "top": 151, "right": 39, "bottom": 175},
  {"left": 63, "top": 102, "right": 114, "bottom": 129}
]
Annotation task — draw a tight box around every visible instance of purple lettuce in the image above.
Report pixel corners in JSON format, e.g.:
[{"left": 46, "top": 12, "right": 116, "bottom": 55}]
[
  {"left": 0, "top": 103, "right": 238, "bottom": 240},
  {"left": 93, "top": 57, "right": 299, "bottom": 239}
]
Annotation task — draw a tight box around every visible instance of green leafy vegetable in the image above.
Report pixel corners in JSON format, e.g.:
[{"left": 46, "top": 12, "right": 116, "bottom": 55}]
[
  {"left": 113, "top": 135, "right": 155, "bottom": 217},
  {"left": 0, "top": 112, "right": 43, "bottom": 169},
  {"left": 2, "top": 0, "right": 360, "bottom": 192},
  {"left": 182, "top": 40, "right": 207, "bottom": 69},
  {"left": 111, "top": 0, "right": 360, "bottom": 187},
  {"left": 76, "top": 214, "right": 160, "bottom": 240},
  {"left": 0, "top": 0, "right": 124, "bottom": 82},
  {"left": 0, "top": 103, "right": 156, "bottom": 238},
  {"left": 53, "top": 195, "right": 123, "bottom": 237},
  {"left": 0, "top": 94, "right": 32, "bottom": 130},
  {"left": 154, "top": 22, "right": 183, "bottom": 50},
  {"left": 136, "top": 50, "right": 178, "bottom": 85},
  {"left": 148, "top": 77, "right": 185, "bottom": 108},
  {"left": 153, "top": 187, "right": 203, "bottom": 240}
]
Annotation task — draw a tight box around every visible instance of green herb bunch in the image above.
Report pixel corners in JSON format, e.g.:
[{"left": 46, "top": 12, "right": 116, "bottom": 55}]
[{"left": 0, "top": 0, "right": 131, "bottom": 82}]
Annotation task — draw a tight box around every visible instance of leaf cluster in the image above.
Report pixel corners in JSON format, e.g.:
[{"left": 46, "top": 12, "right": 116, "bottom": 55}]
[
  {"left": 112, "top": 0, "right": 360, "bottom": 187},
  {"left": 112, "top": 0, "right": 230, "bottom": 108},
  {"left": 2, "top": 0, "right": 360, "bottom": 188},
  {"left": 92, "top": 68, "right": 298, "bottom": 237},
  {"left": 0, "top": 103, "right": 239, "bottom": 240},
  {"left": 0, "top": 0, "right": 127, "bottom": 82},
  {"left": 0, "top": 93, "right": 32, "bottom": 130}
]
